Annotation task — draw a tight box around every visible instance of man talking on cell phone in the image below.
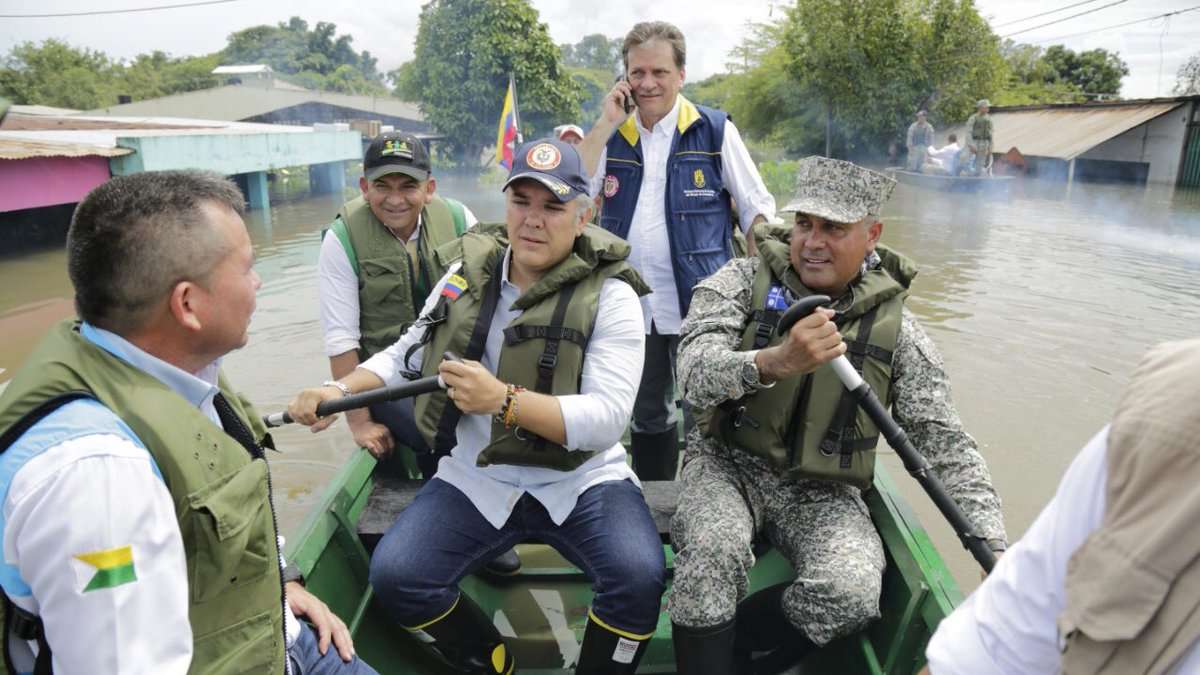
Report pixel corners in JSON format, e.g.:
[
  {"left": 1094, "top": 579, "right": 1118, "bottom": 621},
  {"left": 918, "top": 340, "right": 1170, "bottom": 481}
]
[{"left": 578, "top": 20, "right": 776, "bottom": 480}]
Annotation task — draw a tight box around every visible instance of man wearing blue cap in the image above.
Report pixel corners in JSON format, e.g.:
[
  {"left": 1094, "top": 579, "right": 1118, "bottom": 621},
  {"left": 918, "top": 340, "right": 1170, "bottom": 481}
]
[{"left": 287, "top": 138, "right": 666, "bottom": 674}]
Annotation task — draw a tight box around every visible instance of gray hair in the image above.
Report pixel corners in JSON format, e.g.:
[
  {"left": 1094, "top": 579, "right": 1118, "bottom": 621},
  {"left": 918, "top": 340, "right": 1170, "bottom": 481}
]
[
  {"left": 67, "top": 170, "right": 246, "bottom": 334},
  {"left": 623, "top": 21, "right": 686, "bottom": 70}
]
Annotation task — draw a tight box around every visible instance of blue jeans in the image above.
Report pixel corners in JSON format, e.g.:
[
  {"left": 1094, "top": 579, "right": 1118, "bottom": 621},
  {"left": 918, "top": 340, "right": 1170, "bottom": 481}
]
[
  {"left": 369, "top": 478, "right": 666, "bottom": 635},
  {"left": 287, "top": 621, "right": 379, "bottom": 675}
]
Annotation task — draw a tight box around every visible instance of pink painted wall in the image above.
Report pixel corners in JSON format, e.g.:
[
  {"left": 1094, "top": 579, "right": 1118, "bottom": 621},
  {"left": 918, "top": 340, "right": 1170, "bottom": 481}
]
[{"left": 0, "top": 156, "right": 112, "bottom": 213}]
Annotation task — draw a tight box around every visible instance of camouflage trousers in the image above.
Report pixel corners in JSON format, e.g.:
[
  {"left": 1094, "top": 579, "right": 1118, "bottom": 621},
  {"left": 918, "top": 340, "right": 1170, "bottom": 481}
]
[{"left": 667, "top": 433, "right": 885, "bottom": 645}]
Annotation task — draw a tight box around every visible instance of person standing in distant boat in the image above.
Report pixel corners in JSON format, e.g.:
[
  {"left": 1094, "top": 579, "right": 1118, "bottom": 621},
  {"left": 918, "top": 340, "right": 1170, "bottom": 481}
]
[
  {"left": 965, "top": 100, "right": 993, "bottom": 176},
  {"left": 906, "top": 110, "right": 935, "bottom": 173}
]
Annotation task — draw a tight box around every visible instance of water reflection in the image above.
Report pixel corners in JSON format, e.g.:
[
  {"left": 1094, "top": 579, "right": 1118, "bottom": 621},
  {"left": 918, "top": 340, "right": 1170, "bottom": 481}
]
[{"left": 2, "top": 179, "right": 1198, "bottom": 590}]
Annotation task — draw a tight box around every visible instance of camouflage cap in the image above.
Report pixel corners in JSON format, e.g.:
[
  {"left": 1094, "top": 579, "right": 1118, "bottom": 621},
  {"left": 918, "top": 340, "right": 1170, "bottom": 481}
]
[
  {"left": 779, "top": 156, "right": 896, "bottom": 224},
  {"left": 976, "top": 98, "right": 991, "bottom": 108}
]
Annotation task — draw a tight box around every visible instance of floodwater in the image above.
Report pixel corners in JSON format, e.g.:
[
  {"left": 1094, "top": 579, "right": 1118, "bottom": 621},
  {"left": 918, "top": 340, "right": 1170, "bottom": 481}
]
[{"left": 2, "top": 176, "right": 1199, "bottom": 595}]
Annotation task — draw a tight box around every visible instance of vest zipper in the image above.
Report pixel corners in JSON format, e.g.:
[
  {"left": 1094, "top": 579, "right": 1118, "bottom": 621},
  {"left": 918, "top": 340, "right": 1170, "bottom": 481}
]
[{"left": 245, "top": 442, "right": 288, "bottom": 671}]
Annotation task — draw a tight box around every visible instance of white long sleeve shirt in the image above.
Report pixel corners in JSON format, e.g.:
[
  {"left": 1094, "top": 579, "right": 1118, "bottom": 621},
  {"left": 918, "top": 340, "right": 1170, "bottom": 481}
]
[
  {"left": 319, "top": 207, "right": 478, "bottom": 357},
  {"left": 587, "top": 97, "right": 776, "bottom": 334},
  {"left": 0, "top": 324, "right": 300, "bottom": 674},
  {"left": 359, "top": 247, "right": 646, "bottom": 529},
  {"left": 925, "top": 426, "right": 1200, "bottom": 674}
]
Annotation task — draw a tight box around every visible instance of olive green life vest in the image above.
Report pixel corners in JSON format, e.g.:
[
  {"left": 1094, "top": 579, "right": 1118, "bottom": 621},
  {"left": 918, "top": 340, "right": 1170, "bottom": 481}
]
[
  {"left": 709, "top": 225, "right": 916, "bottom": 490},
  {"left": 970, "top": 113, "right": 993, "bottom": 141},
  {"left": 0, "top": 321, "right": 286, "bottom": 675},
  {"left": 413, "top": 227, "right": 649, "bottom": 471},
  {"left": 327, "top": 194, "right": 467, "bottom": 360}
]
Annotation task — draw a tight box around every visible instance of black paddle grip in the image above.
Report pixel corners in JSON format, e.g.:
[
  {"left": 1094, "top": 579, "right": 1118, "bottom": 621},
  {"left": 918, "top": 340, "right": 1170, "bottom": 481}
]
[{"left": 776, "top": 294, "right": 833, "bottom": 336}]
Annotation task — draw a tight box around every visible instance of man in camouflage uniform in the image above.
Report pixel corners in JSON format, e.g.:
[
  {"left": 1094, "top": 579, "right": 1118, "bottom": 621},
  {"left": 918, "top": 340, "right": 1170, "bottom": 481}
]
[
  {"left": 906, "top": 110, "right": 935, "bottom": 172},
  {"left": 965, "top": 99, "right": 993, "bottom": 176},
  {"left": 668, "top": 157, "right": 1007, "bottom": 674}
]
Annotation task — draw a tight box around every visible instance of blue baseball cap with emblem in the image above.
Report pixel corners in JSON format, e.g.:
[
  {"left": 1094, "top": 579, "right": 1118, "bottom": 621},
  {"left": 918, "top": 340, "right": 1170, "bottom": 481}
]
[{"left": 502, "top": 137, "right": 590, "bottom": 203}]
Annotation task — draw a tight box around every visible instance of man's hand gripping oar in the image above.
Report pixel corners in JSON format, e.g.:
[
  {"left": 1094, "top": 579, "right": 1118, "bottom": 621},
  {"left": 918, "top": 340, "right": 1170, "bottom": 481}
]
[
  {"left": 263, "top": 353, "right": 462, "bottom": 429},
  {"left": 778, "top": 296, "right": 998, "bottom": 574}
]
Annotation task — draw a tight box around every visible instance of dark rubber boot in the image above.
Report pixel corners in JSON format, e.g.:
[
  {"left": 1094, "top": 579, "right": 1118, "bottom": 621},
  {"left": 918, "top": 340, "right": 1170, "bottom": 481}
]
[
  {"left": 575, "top": 614, "right": 652, "bottom": 674},
  {"left": 672, "top": 619, "right": 736, "bottom": 675},
  {"left": 481, "top": 547, "right": 522, "bottom": 577},
  {"left": 734, "top": 583, "right": 816, "bottom": 675},
  {"left": 631, "top": 429, "right": 680, "bottom": 480},
  {"left": 407, "top": 593, "right": 515, "bottom": 674}
]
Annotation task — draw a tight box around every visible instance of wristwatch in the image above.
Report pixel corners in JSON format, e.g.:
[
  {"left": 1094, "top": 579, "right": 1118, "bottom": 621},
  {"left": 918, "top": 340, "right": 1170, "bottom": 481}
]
[
  {"left": 322, "top": 380, "right": 352, "bottom": 397},
  {"left": 741, "top": 352, "right": 776, "bottom": 391}
]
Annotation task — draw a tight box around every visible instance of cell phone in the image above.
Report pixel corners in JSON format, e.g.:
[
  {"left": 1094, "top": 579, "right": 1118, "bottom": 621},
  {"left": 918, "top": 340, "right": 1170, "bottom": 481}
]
[{"left": 615, "top": 74, "right": 635, "bottom": 115}]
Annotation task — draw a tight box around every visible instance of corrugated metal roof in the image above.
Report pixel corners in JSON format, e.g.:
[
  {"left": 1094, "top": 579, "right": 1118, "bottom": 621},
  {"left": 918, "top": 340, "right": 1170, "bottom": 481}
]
[
  {"left": 0, "top": 138, "right": 132, "bottom": 160},
  {"left": 944, "top": 102, "right": 1183, "bottom": 160},
  {"left": 83, "top": 82, "right": 425, "bottom": 125}
]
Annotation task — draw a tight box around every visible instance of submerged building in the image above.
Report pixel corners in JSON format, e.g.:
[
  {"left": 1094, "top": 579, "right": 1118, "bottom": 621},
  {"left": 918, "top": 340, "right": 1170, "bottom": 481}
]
[{"left": 945, "top": 96, "right": 1200, "bottom": 187}]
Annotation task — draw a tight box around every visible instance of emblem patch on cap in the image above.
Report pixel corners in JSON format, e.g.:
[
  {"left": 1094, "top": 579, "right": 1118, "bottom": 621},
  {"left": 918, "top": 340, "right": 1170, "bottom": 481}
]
[
  {"left": 526, "top": 143, "right": 562, "bottom": 170},
  {"left": 693, "top": 169, "right": 706, "bottom": 189},
  {"left": 382, "top": 139, "right": 413, "bottom": 159},
  {"left": 603, "top": 174, "right": 619, "bottom": 198}
]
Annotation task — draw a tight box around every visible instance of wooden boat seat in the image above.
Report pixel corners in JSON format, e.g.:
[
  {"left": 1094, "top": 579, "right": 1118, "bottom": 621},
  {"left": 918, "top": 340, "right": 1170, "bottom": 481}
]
[{"left": 357, "top": 476, "right": 681, "bottom": 551}]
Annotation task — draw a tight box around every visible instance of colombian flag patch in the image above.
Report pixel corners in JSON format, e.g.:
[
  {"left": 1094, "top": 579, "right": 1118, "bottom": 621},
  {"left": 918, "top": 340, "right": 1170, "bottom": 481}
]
[
  {"left": 441, "top": 274, "right": 468, "bottom": 301},
  {"left": 73, "top": 545, "right": 137, "bottom": 593}
]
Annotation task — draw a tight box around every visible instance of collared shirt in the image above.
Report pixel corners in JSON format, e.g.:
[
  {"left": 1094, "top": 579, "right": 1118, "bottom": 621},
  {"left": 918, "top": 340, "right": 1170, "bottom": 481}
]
[
  {"left": 0, "top": 324, "right": 300, "bottom": 674},
  {"left": 319, "top": 207, "right": 479, "bottom": 357},
  {"left": 587, "top": 97, "right": 777, "bottom": 334},
  {"left": 925, "top": 426, "right": 1200, "bottom": 675},
  {"left": 928, "top": 143, "right": 960, "bottom": 164},
  {"left": 360, "top": 247, "right": 645, "bottom": 529}
]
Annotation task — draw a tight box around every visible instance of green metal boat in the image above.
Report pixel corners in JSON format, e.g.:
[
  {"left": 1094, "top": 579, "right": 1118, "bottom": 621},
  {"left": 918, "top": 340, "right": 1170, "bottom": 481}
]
[{"left": 285, "top": 448, "right": 963, "bottom": 674}]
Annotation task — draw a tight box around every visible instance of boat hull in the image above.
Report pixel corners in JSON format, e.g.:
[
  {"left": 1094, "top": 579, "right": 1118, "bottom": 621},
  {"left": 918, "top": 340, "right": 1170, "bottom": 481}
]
[
  {"left": 888, "top": 168, "right": 1014, "bottom": 193},
  {"left": 287, "top": 449, "right": 962, "bottom": 674}
]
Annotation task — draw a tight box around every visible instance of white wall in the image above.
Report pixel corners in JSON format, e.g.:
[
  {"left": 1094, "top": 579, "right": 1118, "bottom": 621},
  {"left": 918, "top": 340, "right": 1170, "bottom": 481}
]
[{"left": 1080, "top": 105, "right": 1191, "bottom": 184}]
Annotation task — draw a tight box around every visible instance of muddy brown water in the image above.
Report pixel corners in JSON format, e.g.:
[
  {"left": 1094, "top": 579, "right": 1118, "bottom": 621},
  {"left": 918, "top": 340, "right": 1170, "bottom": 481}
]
[{"left": 2, "top": 176, "right": 1198, "bottom": 594}]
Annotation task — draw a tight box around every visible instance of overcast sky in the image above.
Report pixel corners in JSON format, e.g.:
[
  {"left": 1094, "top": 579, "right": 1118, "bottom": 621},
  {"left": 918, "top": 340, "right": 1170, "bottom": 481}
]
[{"left": 1, "top": 0, "right": 1196, "bottom": 101}]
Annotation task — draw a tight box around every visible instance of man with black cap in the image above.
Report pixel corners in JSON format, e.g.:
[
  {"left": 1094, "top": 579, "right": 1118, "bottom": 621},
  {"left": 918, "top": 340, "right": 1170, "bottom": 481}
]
[
  {"left": 668, "top": 156, "right": 1006, "bottom": 673},
  {"left": 289, "top": 138, "right": 666, "bottom": 674},
  {"left": 318, "top": 132, "right": 476, "bottom": 474}
]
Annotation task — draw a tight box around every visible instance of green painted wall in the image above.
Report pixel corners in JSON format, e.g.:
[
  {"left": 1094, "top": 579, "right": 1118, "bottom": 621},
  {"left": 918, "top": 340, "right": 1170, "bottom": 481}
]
[{"left": 109, "top": 130, "right": 361, "bottom": 176}]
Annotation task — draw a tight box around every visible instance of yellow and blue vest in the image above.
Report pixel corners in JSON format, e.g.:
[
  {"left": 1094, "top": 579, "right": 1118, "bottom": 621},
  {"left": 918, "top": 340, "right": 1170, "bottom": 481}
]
[{"left": 599, "top": 97, "right": 733, "bottom": 318}]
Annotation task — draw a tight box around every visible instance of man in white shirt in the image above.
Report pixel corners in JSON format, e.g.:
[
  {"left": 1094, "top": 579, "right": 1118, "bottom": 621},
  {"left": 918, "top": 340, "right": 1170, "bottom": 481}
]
[
  {"left": 925, "top": 134, "right": 961, "bottom": 175},
  {"left": 288, "top": 139, "right": 666, "bottom": 674},
  {"left": 318, "top": 132, "right": 477, "bottom": 473},
  {"left": 0, "top": 171, "right": 374, "bottom": 674},
  {"left": 578, "top": 20, "right": 777, "bottom": 481},
  {"left": 925, "top": 339, "right": 1200, "bottom": 675}
]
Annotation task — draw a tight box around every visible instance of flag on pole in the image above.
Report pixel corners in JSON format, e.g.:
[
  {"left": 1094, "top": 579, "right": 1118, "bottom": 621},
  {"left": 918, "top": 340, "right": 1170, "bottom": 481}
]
[{"left": 496, "top": 75, "right": 522, "bottom": 170}]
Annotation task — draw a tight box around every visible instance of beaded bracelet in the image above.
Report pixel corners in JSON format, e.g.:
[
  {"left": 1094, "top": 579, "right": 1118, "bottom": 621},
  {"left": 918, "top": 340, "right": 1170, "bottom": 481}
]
[{"left": 499, "top": 384, "right": 526, "bottom": 429}]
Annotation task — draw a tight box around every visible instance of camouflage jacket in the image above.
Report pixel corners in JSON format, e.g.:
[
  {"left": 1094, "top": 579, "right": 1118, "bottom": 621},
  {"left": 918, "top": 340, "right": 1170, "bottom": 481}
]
[{"left": 678, "top": 256, "right": 1007, "bottom": 543}]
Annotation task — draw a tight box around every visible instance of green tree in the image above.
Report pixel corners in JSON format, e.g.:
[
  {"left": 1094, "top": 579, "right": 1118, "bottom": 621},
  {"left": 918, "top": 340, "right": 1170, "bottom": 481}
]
[
  {"left": 0, "top": 39, "right": 117, "bottom": 109},
  {"left": 560, "top": 34, "right": 622, "bottom": 72},
  {"left": 783, "top": 0, "right": 1006, "bottom": 159},
  {"left": 1176, "top": 53, "right": 1200, "bottom": 95},
  {"left": 1041, "top": 45, "right": 1128, "bottom": 96},
  {"left": 401, "top": 0, "right": 580, "bottom": 169},
  {"left": 993, "top": 40, "right": 1084, "bottom": 105},
  {"left": 223, "top": 17, "right": 386, "bottom": 94}
]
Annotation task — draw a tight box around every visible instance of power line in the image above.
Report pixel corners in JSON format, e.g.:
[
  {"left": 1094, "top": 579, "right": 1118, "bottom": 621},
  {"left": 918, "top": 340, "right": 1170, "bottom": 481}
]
[
  {"left": 0, "top": 0, "right": 237, "bottom": 19},
  {"left": 1001, "top": 0, "right": 1129, "bottom": 38},
  {"left": 994, "top": 0, "right": 1108, "bottom": 28},
  {"left": 1025, "top": 4, "right": 1200, "bottom": 43}
]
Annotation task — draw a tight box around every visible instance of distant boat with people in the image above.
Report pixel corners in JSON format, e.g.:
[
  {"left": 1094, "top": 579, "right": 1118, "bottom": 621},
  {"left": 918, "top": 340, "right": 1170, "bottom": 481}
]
[{"left": 887, "top": 168, "right": 1015, "bottom": 193}]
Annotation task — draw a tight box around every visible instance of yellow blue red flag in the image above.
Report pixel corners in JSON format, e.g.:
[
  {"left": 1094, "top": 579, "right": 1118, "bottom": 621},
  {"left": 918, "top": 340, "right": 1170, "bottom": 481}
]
[{"left": 496, "top": 75, "right": 522, "bottom": 170}]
